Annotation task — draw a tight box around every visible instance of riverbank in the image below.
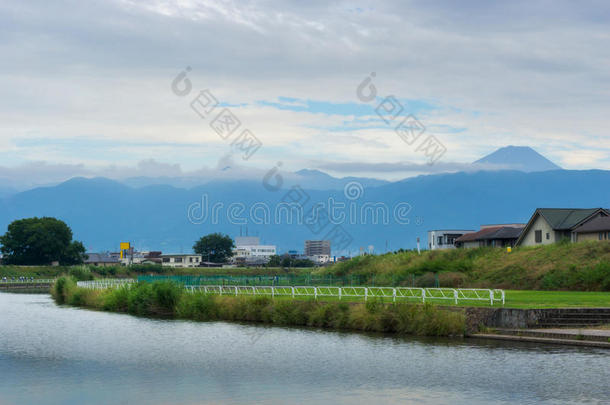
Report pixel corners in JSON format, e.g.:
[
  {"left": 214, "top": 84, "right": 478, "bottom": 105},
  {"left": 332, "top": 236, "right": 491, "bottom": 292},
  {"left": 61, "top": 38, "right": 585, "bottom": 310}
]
[{"left": 52, "top": 278, "right": 465, "bottom": 337}]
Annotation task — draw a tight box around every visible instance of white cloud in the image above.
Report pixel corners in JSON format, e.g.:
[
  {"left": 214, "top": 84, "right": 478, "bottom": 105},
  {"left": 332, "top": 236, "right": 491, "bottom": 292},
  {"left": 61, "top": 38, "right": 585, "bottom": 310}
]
[{"left": 1, "top": 0, "right": 609, "bottom": 178}]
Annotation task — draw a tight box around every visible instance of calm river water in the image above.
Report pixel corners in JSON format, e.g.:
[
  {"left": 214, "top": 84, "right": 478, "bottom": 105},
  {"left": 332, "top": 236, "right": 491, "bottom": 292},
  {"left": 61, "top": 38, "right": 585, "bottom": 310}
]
[{"left": 0, "top": 293, "right": 608, "bottom": 405}]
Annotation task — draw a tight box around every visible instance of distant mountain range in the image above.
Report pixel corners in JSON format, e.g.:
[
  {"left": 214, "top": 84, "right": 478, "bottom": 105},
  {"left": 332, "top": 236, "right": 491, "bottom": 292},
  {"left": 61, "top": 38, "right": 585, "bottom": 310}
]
[
  {"left": 1, "top": 146, "right": 605, "bottom": 253},
  {"left": 1, "top": 170, "right": 608, "bottom": 254}
]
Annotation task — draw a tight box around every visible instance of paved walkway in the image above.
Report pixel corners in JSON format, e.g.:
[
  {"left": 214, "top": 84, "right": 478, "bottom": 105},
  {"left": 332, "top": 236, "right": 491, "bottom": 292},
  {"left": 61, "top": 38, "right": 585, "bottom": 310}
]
[{"left": 529, "top": 328, "right": 610, "bottom": 338}]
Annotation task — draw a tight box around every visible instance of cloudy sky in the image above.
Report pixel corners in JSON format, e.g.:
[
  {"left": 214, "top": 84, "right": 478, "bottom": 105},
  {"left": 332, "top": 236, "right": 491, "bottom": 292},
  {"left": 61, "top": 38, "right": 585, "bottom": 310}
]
[{"left": 1, "top": 0, "right": 609, "bottom": 188}]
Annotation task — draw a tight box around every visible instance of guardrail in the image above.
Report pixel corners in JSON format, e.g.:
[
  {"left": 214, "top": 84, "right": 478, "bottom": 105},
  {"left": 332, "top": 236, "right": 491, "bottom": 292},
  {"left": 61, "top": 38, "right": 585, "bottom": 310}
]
[{"left": 76, "top": 281, "right": 505, "bottom": 305}]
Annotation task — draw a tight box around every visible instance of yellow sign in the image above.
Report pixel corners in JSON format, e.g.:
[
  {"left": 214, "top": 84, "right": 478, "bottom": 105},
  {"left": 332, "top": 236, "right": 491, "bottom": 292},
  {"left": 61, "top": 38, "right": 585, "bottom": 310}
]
[
  {"left": 507, "top": 246, "right": 512, "bottom": 253},
  {"left": 120, "top": 242, "right": 131, "bottom": 259}
]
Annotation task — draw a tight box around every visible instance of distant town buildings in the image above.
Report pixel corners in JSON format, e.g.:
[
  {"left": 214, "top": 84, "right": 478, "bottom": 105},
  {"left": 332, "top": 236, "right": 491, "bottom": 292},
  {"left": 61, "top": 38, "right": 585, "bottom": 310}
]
[{"left": 427, "top": 230, "right": 473, "bottom": 250}]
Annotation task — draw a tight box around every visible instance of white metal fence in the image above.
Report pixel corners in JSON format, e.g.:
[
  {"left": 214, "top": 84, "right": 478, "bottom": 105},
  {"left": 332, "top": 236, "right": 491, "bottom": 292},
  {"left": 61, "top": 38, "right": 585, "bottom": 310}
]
[
  {"left": 184, "top": 285, "right": 505, "bottom": 305},
  {"left": 76, "top": 280, "right": 505, "bottom": 305},
  {"left": 0, "top": 278, "right": 55, "bottom": 284}
]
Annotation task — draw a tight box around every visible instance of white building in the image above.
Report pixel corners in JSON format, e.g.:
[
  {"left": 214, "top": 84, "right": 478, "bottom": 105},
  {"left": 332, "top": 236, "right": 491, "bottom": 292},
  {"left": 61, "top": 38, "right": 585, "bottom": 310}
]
[
  {"left": 427, "top": 230, "right": 474, "bottom": 250},
  {"left": 160, "top": 254, "right": 203, "bottom": 268},
  {"left": 233, "top": 236, "right": 276, "bottom": 265},
  {"left": 233, "top": 245, "right": 276, "bottom": 265}
]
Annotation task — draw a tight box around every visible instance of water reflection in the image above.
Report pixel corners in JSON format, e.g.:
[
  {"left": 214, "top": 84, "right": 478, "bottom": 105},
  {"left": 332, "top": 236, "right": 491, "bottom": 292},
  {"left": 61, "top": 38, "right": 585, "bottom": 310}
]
[{"left": 0, "top": 293, "right": 608, "bottom": 405}]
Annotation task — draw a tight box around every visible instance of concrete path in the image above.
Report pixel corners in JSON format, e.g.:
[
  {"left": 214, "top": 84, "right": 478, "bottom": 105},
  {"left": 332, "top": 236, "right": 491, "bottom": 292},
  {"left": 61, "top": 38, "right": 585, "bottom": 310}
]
[{"left": 528, "top": 328, "right": 610, "bottom": 338}]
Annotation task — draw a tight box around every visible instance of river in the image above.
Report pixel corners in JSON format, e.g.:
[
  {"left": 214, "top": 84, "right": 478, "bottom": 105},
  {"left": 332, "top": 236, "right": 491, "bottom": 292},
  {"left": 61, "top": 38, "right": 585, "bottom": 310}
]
[{"left": 0, "top": 293, "right": 608, "bottom": 404}]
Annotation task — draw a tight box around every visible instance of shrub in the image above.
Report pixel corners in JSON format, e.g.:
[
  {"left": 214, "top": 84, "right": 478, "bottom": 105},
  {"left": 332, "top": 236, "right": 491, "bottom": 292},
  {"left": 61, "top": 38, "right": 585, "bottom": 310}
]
[
  {"left": 439, "top": 272, "right": 467, "bottom": 288},
  {"left": 152, "top": 281, "right": 183, "bottom": 315},
  {"left": 308, "top": 302, "right": 350, "bottom": 328},
  {"left": 415, "top": 272, "right": 437, "bottom": 287},
  {"left": 103, "top": 285, "right": 130, "bottom": 312},
  {"left": 127, "top": 283, "right": 155, "bottom": 315},
  {"left": 52, "top": 276, "right": 77, "bottom": 304}
]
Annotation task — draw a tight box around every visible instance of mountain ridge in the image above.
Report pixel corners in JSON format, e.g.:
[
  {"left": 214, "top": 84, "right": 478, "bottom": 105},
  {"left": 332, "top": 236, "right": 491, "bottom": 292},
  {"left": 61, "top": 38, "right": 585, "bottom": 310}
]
[{"left": 1, "top": 169, "right": 608, "bottom": 253}]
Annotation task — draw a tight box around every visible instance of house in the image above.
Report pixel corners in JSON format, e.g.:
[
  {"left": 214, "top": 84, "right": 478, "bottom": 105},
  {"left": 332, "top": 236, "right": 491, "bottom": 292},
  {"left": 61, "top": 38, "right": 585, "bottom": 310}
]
[
  {"left": 572, "top": 216, "right": 610, "bottom": 242},
  {"left": 84, "top": 253, "right": 121, "bottom": 267},
  {"left": 160, "top": 254, "right": 203, "bottom": 268},
  {"left": 455, "top": 224, "right": 524, "bottom": 248},
  {"left": 516, "top": 208, "right": 610, "bottom": 246},
  {"left": 427, "top": 230, "right": 474, "bottom": 250}
]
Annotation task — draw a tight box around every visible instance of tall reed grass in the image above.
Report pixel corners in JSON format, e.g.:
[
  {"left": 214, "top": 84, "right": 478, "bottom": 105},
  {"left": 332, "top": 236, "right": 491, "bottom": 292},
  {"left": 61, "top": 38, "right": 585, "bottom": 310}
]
[{"left": 51, "top": 277, "right": 465, "bottom": 337}]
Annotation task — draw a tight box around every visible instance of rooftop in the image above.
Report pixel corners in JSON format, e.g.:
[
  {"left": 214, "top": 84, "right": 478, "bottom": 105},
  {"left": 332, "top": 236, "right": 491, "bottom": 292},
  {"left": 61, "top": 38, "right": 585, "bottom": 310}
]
[
  {"left": 536, "top": 208, "right": 608, "bottom": 230},
  {"left": 456, "top": 226, "right": 523, "bottom": 242},
  {"left": 84, "top": 253, "right": 119, "bottom": 263},
  {"left": 573, "top": 216, "right": 610, "bottom": 233}
]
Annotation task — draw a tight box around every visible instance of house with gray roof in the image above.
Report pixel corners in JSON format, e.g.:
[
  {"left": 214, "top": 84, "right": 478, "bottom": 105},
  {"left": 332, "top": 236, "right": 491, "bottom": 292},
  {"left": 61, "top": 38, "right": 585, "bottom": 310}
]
[
  {"left": 84, "top": 253, "right": 121, "bottom": 267},
  {"left": 516, "top": 208, "right": 610, "bottom": 246},
  {"left": 573, "top": 216, "right": 610, "bottom": 242},
  {"left": 455, "top": 224, "right": 524, "bottom": 248}
]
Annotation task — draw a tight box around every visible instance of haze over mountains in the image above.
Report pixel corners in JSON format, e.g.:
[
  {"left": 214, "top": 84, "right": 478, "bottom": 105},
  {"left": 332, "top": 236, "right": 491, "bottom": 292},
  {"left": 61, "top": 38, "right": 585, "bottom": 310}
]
[{"left": 1, "top": 146, "right": 607, "bottom": 253}]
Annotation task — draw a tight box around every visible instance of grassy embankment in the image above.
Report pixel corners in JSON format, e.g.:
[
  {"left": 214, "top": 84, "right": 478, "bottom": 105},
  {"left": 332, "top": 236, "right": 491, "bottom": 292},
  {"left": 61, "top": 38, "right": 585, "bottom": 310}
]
[
  {"left": 51, "top": 277, "right": 465, "bottom": 337},
  {"left": 316, "top": 241, "right": 610, "bottom": 291}
]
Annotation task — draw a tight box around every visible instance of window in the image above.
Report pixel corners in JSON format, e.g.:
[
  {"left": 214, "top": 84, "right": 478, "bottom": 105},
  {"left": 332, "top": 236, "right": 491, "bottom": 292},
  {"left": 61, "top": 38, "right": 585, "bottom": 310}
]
[
  {"left": 437, "top": 236, "right": 443, "bottom": 245},
  {"left": 189, "top": 257, "right": 194, "bottom": 262},
  {"left": 162, "top": 258, "right": 169, "bottom": 263},
  {"left": 535, "top": 230, "right": 542, "bottom": 243},
  {"left": 546, "top": 232, "right": 550, "bottom": 240},
  {"left": 600, "top": 232, "right": 605, "bottom": 241},
  {"left": 175, "top": 258, "right": 183, "bottom": 263}
]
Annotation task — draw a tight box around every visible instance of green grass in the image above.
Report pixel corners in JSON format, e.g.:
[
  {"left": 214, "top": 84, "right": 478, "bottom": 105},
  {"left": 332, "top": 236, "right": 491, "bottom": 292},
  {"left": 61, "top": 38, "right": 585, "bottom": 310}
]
[
  {"left": 499, "top": 290, "right": 610, "bottom": 309},
  {"left": 237, "top": 290, "right": 609, "bottom": 309}
]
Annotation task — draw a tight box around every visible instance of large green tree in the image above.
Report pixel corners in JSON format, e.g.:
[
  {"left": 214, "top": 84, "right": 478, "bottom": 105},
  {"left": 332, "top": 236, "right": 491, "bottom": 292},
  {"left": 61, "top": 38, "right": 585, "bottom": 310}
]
[
  {"left": 193, "top": 233, "right": 235, "bottom": 263},
  {"left": 0, "top": 217, "right": 87, "bottom": 265}
]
